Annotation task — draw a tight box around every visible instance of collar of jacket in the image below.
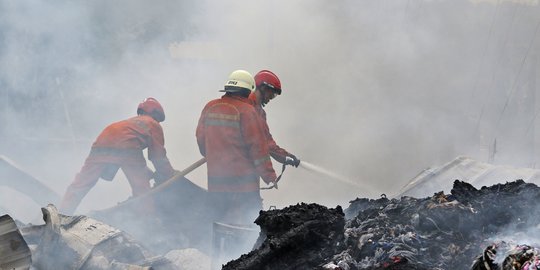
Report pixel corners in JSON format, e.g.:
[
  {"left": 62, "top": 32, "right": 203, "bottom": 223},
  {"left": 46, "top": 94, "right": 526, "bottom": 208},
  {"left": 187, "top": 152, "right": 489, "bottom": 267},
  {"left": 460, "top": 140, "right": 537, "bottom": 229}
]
[
  {"left": 248, "top": 92, "right": 261, "bottom": 107},
  {"left": 222, "top": 94, "right": 255, "bottom": 105}
]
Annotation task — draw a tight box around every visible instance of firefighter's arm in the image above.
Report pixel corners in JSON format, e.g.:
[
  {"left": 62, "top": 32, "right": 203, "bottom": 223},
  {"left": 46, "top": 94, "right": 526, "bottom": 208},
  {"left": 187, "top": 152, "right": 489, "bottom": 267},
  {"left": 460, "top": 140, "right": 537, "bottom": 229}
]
[
  {"left": 262, "top": 119, "right": 289, "bottom": 162},
  {"left": 147, "top": 123, "right": 175, "bottom": 182},
  {"left": 259, "top": 109, "right": 299, "bottom": 167},
  {"left": 242, "top": 110, "right": 277, "bottom": 184},
  {"left": 268, "top": 136, "right": 292, "bottom": 164}
]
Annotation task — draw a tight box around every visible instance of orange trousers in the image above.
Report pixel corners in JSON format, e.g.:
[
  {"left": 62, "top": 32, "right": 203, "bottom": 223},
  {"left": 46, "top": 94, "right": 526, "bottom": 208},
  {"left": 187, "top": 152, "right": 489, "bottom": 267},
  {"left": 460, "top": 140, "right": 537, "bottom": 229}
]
[{"left": 59, "top": 161, "right": 153, "bottom": 215}]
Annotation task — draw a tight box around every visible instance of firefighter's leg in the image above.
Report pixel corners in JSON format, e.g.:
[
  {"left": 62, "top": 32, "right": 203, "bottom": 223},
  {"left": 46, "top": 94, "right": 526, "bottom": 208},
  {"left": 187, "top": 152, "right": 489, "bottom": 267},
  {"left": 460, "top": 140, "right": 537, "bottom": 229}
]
[
  {"left": 59, "top": 162, "right": 104, "bottom": 215},
  {"left": 121, "top": 164, "right": 154, "bottom": 213}
]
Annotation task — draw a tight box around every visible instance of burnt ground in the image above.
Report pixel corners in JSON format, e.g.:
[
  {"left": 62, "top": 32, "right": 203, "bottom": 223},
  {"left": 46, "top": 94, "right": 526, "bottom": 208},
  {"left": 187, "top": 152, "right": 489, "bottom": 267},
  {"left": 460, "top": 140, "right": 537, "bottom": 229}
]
[{"left": 223, "top": 179, "right": 540, "bottom": 270}]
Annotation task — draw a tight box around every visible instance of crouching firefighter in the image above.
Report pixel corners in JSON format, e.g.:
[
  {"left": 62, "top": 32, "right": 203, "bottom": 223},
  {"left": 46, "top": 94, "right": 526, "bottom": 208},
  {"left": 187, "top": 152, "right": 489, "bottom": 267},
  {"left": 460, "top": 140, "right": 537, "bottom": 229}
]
[{"left": 59, "top": 97, "right": 176, "bottom": 215}]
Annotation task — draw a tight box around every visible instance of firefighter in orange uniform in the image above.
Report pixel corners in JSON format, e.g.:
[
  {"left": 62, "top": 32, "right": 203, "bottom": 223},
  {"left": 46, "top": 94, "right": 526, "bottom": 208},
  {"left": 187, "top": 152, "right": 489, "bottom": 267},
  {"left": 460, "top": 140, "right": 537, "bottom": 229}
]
[
  {"left": 196, "top": 70, "right": 277, "bottom": 225},
  {"left": 250, "top": 70, "right": 300, "bottom": 168},
  {"left": 59, "top": 97, "right": 176, "bottom": 215}
]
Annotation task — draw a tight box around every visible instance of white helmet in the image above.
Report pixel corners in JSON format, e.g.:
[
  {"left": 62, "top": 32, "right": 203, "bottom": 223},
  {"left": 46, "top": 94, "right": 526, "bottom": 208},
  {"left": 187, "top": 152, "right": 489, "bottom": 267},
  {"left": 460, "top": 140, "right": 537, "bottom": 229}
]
[{"left": 222, "top": 70, "right": 255, "bottom": 92}]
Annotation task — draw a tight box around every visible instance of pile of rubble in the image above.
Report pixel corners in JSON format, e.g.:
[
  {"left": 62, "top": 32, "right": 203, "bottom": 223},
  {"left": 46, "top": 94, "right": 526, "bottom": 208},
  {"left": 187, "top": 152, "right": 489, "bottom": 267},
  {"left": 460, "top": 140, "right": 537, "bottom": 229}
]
[
  {"left": 4, "top": 178, "right": 540, "bottom": 269},
  {"left": 226, "top": 179, "right": 540, "bottom": 270},
  {"left": 223, "top": 203, "right": 345, "bottom": 270},
  {"left": 1, "top": 204, "right": 211, "bottom": 270}
]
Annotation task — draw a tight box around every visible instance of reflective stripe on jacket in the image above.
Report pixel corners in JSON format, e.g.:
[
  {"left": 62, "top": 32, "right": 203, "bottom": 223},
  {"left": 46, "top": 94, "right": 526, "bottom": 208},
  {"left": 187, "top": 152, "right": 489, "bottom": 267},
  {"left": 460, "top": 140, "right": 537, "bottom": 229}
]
[
  {"left": 196, "top": 94, "right": 277, "bottom": 192},
  {"left": 86, "top": 115, "right": 175, "bottom": 178},
  {"left": 248, "top": 93, "right": 290, "bottom": 163}
]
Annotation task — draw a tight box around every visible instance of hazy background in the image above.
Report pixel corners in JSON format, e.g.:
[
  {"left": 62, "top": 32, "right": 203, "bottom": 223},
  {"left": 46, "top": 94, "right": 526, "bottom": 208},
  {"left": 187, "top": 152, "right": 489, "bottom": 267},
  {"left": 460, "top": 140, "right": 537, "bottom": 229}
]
[{"left": 1, "top": 0, "right": 539, "bottom": 222}]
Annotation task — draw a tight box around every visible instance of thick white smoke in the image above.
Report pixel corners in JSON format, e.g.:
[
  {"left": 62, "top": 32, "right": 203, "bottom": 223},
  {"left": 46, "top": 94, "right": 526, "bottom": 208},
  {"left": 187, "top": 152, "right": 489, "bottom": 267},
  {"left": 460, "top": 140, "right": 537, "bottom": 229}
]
[{"left": 0, "top": 0, "right": 539, "bottom": 222}]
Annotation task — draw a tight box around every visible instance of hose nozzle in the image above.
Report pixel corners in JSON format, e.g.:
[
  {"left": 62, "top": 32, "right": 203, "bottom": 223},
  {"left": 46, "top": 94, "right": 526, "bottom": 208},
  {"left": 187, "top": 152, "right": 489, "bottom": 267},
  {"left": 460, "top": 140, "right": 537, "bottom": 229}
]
[{"left": 285, "top": 156, "right": 300, "bottom": 167}]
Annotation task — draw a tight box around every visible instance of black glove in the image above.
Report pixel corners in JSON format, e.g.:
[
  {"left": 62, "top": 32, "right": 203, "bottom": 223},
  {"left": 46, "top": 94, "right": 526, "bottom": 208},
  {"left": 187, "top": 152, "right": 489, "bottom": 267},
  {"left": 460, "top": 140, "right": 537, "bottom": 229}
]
[{"left": 284, "top": 154, "right": 300, "bottom": 167}]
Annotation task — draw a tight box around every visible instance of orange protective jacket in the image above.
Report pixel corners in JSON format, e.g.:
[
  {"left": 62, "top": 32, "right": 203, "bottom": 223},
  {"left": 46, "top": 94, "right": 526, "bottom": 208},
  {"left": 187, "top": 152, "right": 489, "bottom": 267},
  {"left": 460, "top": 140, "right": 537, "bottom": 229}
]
[
  {"left": 248, "top": 93, "right": 291, "bottom": 163},
  {"left": 196, "top": 94, "right": 277, "bottom": 192},
  {"left": 86, "top": 115, "right": 175, "bottom": 179}
]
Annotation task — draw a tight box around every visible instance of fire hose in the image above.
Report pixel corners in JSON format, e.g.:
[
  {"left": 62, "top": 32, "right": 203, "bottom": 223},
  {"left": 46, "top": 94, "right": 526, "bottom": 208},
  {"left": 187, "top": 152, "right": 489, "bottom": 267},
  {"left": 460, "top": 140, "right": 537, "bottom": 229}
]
[
  {"left": 260, "top": 163, "right": 287, "bottom": 190},
  {"left": 261, "top": 156, "right": 298, "bottom": 190}
]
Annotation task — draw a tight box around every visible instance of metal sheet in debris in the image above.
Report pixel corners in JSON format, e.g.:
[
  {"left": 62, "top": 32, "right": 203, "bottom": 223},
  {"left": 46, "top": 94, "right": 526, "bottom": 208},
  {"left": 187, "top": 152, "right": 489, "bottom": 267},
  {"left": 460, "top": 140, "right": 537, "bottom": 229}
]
[
  {"left": 0, "top": 215, "right": 31, "bottom": 269},
  {"left": 33, "top": 205, "right": 158, "bottom": 270},
  {"left": 66, "top": 216, "right": 122, "bottom": 246}
]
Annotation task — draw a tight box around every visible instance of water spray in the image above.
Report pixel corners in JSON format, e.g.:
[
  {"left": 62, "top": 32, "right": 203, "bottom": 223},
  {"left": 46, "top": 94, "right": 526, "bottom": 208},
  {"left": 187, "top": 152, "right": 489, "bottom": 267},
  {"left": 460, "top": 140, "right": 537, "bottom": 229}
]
[{"left": 298, "top": 160, "right": 378, "bottom": 197}]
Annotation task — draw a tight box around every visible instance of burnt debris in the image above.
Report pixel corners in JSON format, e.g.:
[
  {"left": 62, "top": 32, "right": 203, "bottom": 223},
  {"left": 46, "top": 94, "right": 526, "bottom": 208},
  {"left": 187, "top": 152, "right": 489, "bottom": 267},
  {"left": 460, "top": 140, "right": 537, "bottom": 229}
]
[
  {"left": 222, "top": 203, "right": 345, "bottom": 270},
  {"left": 225, "top": 179, "right": 540, "bottom": 270},
  {"left": 5, "top": 179, "right": 540, "bottom": 269}
]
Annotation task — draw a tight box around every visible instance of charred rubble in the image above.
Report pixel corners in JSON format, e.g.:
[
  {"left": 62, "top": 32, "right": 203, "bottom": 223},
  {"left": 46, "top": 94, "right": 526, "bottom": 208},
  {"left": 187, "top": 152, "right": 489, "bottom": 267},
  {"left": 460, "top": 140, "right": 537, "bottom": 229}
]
[
  {"left": 225, "top": 179, "right": 540, "bottom": 270},
  {"left": 222, "top": 203, "right": 346, "bottom": 270},
  {"left": 4, "top": 179, "right": 540, "bottom": 269}
]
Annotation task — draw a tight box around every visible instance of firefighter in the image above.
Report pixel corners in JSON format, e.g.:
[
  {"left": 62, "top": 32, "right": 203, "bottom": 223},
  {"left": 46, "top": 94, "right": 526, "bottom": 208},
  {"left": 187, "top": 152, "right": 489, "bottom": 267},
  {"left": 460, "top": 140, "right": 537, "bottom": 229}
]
[
  {"left": 196, "top": 70, "right": 277, "bottom": 225},
  {"left": 59, "top": 97, "right": 176, "bottom": 215},
  {"left": 250, "top": 70, "right": 300, "bottom": 167}
]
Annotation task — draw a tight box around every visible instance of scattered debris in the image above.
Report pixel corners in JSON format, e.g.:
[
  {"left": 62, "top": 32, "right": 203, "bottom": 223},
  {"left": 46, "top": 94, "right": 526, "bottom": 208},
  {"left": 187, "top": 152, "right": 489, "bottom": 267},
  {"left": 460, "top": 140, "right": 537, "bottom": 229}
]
[
  {"left": 224, "top": 179, "right": 540, "bottom": 270},
  {"left": 5, "top": 155, "right": 540, "bottom": 270},
  {"left": 164, "top": 248, "right": 211, "bottom": 270},
  {"left": 472, "top": 242, "right": 540, "bottom": 270},
  {"left": 222, "top": 203, "right": 345, "bottom": 270},
  {"left": 24, "top": 204, "right": 177, "bottom": 270},
  {"left": 0, "top": 215, "right": 31, "bottom": 270},
  {"left": 326, "top": 179, "right": 540, "bottom": 269}
]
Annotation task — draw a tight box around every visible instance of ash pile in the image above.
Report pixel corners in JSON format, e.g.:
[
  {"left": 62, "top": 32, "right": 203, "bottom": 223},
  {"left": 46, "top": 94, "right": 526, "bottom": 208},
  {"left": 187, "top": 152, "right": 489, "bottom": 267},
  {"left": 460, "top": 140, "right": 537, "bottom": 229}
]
[{"left": 225, "top": 179, "right": 540, "bottom": 270}]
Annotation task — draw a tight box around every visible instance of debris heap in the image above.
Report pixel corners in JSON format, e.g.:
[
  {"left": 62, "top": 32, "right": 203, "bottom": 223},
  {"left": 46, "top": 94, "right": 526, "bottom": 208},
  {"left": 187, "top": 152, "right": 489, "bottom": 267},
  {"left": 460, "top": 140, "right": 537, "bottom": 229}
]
[
  {"left": 223, "top": 203, "right": 345, "bottom": 270},
  {"left": 226, "top": 179, "right": 540, "bottom": 270},
  {"left": 21, "top": 204, "right": 178, "bottom": 269}
]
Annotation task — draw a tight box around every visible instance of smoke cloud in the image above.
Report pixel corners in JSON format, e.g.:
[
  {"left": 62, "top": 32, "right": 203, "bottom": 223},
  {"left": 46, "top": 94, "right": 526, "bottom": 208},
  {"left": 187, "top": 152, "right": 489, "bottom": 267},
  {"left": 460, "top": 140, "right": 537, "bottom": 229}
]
[{"left": 0, "top": 0, "right": 539, "bottom": 222}]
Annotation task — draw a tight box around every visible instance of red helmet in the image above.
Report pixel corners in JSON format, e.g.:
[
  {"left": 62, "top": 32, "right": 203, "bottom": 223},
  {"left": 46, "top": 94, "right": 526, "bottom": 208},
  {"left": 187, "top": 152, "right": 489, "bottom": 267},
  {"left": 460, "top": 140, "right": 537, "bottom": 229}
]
[
  {"left": 137, "top": 97, "right": 165, "bottom": 122},
  {"left": 254, "top": 70, "right": 282, "bottom": 95}
]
